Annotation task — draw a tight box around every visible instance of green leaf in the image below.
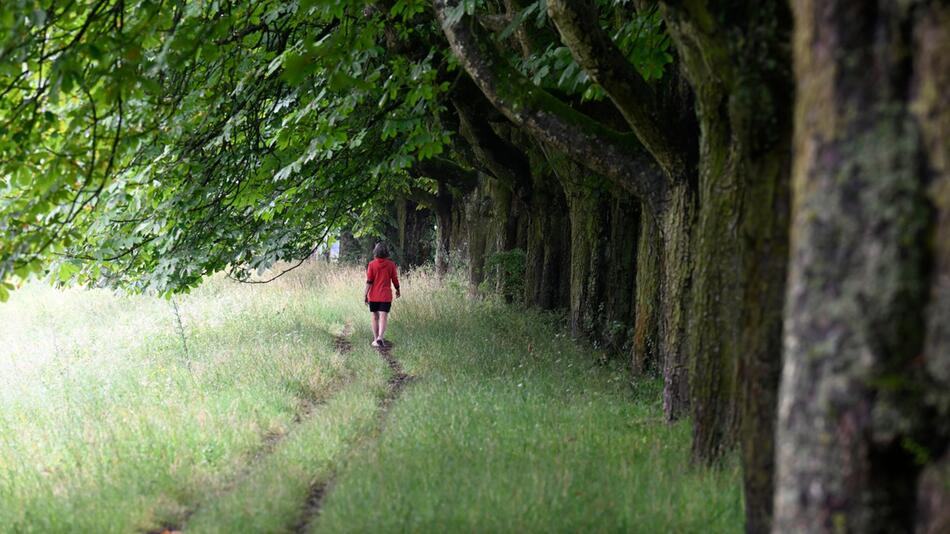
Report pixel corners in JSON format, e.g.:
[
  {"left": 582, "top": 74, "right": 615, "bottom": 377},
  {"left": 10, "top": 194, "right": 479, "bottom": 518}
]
[{"left": 498, "top": 3, "right": 538, "bottom": 41}]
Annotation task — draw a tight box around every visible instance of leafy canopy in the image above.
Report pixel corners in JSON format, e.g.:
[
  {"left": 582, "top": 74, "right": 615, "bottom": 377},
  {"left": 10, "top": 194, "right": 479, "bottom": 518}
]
[{"left": 0, "top": 0, "right": 671, "bottom": 298}]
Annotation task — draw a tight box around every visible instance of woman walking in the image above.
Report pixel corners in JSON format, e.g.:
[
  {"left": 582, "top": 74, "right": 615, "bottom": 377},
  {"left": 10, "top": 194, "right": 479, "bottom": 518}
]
[{"left": 364, "top": 242, "right": 400, "bottom": 347}]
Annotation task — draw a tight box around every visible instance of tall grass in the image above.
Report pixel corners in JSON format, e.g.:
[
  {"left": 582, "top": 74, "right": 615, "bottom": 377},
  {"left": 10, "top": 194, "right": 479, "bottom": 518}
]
[
  {"left": 0, "top": 262, "right": 743, "bottom": 533},
  {"left": 0, "top": 266, "right": 380, "bottom": 533},
  {"left": 314, "top": 268, "right": 743, "bottom": 532}
]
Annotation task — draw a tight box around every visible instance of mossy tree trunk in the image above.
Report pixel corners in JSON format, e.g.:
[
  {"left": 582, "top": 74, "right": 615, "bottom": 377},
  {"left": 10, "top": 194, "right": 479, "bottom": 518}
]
[
  {"left": 632, "top": 209, "right": 661, "bottom": 375},
  {"left": 775, "top": 2, "right": 949, "bottom": 532},
  {"left": 433, "top": 184, "right": 453, "bottom": 279},
  {"left": 550, "top": 153, "right": 610, "bottom": 338},
  {"left": 657, "top": 181, "right": 695, "bottom": 421},
  {"left": 602, "top": 193, "right": 640, "bottom": 353},
  {"left": 522, "top": 147, "right": 571, "bottom": 310},
  {"left": 658, "top": 3, "right": 794, "bottom": 531},
  {"left": 463, "top": 179, "right": 494, "bottom": 296},
  {"left": 484, "top": 178, "right": 527, "bottom": 299},
  {"left": 559, "top": 165, "right": 640, "bottom": 351},
  {"left": 396, "top": 198, "right": 434, "bottom": 269},
  {"left": 565, "top": 187, "right": 608, "bottom": 339}
]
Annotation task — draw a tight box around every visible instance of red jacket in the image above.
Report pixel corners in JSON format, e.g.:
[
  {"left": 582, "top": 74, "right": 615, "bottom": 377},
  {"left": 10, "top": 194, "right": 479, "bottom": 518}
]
[{"left": 366, "top": 258, "right": 399, "bottom": 302}]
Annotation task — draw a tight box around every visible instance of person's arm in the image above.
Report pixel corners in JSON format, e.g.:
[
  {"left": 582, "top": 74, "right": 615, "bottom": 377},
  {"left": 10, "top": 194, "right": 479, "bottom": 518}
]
[
  {"left": 392, "top": 263, "right": 401, "bottom": 298},
  {"left": 365, "top": 263, "right": 374, "bottom": 303}
]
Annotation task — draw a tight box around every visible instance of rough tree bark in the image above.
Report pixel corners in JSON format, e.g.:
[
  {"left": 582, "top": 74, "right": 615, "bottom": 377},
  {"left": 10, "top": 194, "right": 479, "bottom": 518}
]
[
  {"left": 775, "top": 1, "right": 949, "bottom": 532},
  {"left": 433, "top": 182, "right": 458, "bottom": 278},
  {"left": 522, "top": 147, "right": 571, "bottom": 310},
  {"left": 632, "top": 210, "right": 661, "bottom": 375},
  {"left": 396, "top": 198, "right": 434, "bottom": 268},
  {"left": 547, "top": 151, "right": 608, "bottom": 338},
  {"left": 652, "top": 3, "right": 793, "bottom": 531},
  {"left": 602, "top": 194, "right": 640, "bottom": 353},
  {"left": 658, "top": 182, "right": 695, "bottom": 421},
  {"left": 464, "top": 188, "right": 490, "bottom": 295}
]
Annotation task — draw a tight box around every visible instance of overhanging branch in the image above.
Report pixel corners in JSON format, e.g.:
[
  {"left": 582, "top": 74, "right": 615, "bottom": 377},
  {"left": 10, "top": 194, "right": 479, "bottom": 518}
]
[
  {"left": 452, "top": 77, "right": 532, "bottom": 196},
  {"left": 547, "top": 0, "right": 687, "bottom": 178},
  {"left": 411, "top": 157, "right": 479, "bottom": 194},
  {"left": 433, "top": 0, "right": 669, "bottom": 212}
]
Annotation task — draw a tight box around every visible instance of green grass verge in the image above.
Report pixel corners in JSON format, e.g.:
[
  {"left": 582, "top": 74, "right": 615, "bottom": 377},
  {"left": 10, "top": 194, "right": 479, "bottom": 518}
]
[
  {"left": 0, "top": 263, "right": 743, "bottom": 533},
  {"left": 312, "top": 270, "right": 743, "bottom": 533}
]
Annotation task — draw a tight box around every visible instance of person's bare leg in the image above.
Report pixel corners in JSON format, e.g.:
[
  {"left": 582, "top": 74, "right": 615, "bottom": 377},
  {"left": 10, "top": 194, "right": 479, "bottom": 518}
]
[
  {"left": 378, "top": 311, "right": 389, "bottom": 344},
  {"left": 371, "top": 311, "right": 380, "bottom": 344}
]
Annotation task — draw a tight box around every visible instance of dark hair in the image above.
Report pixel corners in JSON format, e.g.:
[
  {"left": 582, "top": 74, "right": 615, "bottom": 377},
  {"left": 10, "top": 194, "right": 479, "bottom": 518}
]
[{"left": 373, "top": 242, "right": 390, "bottom": 258}]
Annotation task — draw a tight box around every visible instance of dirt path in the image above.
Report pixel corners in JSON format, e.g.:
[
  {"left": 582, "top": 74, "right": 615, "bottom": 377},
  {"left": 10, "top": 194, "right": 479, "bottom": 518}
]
[
  {"left": 149, "top": 324, "right": 355, "bottom": 534},
  {"left": 292, "top": 336, "right": 415, "bottom": 533},
  {"left": 376, "top": 341, "right": 414, "bottom": 412}
]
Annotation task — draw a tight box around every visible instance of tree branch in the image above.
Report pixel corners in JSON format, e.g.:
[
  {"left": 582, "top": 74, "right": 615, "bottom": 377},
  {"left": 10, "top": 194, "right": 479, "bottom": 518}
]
[
  {"left": 547, "top": 0, "right": 687, "bottom": 178},
  {"left": 405, "top": 185, "right": 440, "bottom": 209},
  {"left": 413, "top": 156, "right": 479, "bottom": 193},
  {"left": 655, "top": 1, "right": 736, "bottom": 92},
  {"left": 433, "top": 0, "right": 669, "bottom": 212},
  {"left": 452, "top": 77, "right": 532, "bottom": 195}
]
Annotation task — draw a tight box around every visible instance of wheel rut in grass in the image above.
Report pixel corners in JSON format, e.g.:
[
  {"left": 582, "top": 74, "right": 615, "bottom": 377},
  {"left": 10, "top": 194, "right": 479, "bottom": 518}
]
[
  {"left": 376, "top": 341, "right": 414, "bottom": 412},
  {"left": 146, "top": 323, "right": 354, "bottom": 534},
  {"left": 292, "top": 338, "right": 415, "bottom": 533}
]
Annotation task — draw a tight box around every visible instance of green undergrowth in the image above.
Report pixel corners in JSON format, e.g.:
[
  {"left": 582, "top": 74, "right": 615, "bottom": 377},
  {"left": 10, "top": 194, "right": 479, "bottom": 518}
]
[{"left": 0, "top": 263, "right": 743, "bottom": 533}]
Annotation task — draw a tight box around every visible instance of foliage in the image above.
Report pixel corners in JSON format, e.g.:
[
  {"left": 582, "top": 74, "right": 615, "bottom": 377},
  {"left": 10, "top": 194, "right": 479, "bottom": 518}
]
[
  {"left": 0, "top": 0, "right": 675, "bottom": 297},
  {"left": 481, "top": 247, "right": 526, "bottom": 304},
  {"left": 510, "top": 2, "right": 673, "bottom": 101},
  {"left": 0, "top": 0, "right": 451, "bottom": 295}
]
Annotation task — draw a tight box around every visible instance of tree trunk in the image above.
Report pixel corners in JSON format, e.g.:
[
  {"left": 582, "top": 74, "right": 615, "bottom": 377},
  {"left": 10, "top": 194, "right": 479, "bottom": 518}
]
[
  {"left": 551, "top": 153, "right": 610, "bottom": 338},
  {"left": 524, "top": 177, "right": 570, "bottom": 308},
  {"left": 434, "top": 193, "right": 452, "bottom": 279},
  {"left": 397, "top": 198, "right": 434, "bottom": 269},
  {"left": 450, "top": 200, "right": 468, "bottom": 264},
  {"left": 338, "top": 229, "right": 363, "bottom": 264},
  {"left": 658, "top": 3, "right": 794, "bottom": 530},
  {"left": 658, "top": 181, "right": 695, "bottom": 421},
  {"left": 775, "top": 1, "right": 950, "bottom": 532},
  {"left": 487, "top": 179, "right": 526, "bottom": 300},
  {"left": 465, "top": 181, "right": 492, "bottom": 296},
  {"left": 633, "top": 208, "right": 661, "bottom": 375},
  {"left": 602, "top": 194, "right": 639, "bottom": 353},
  {"left": 566, "top": 187, "right": 608, "bottom": 339}
]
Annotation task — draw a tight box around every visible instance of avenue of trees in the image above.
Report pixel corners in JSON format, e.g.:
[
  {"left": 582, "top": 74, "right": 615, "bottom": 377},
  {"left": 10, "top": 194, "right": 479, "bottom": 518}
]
[{"left": 0, "top": 1, "right": 947, "bottom": 532}]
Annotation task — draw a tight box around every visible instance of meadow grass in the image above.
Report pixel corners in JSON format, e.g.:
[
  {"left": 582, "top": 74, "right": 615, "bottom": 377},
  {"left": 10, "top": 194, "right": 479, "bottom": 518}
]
[
  {"left": 313, "top": 269, "right": 743, "bottom": 533},
  {"left": 0, "top": 263, "right": 743, "bottom": 533},
  {"left": 0, "top": 266, "right": 382, "bottom": 533}
]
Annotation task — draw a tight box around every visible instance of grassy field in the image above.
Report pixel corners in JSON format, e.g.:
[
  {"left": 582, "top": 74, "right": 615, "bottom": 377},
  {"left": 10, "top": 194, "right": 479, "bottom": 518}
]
[{"left": 0, "top": 263, "right": 743, "bottom": 532}]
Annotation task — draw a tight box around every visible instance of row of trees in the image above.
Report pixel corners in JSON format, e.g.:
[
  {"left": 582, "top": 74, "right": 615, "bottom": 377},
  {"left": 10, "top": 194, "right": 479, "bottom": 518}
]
[{"left": 1, "top": 1, "right": 946, "bottom": 531}]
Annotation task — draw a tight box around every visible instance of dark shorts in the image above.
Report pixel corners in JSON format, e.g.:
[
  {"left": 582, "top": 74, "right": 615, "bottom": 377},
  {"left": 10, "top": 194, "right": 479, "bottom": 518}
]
[{"left": 368, "top": 301, "right": 392, "bottom": 313}]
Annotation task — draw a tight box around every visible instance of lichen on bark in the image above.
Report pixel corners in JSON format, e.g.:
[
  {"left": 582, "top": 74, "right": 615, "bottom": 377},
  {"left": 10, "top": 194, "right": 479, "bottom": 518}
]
[{"left": 775, "top": 2, "right": 950, "bottom": 531}]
